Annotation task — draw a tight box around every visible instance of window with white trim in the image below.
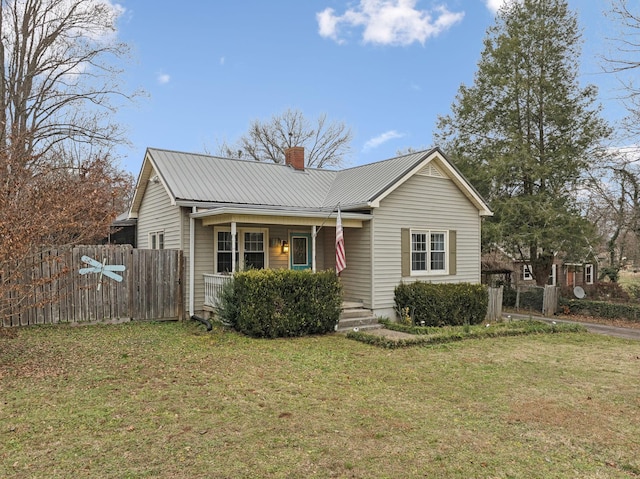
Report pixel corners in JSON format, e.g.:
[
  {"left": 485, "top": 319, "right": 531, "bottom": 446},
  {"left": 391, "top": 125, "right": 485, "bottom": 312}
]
[
  {"left": 150, "top": 231, "right": 164, "bottom": 250},
  {"left": 243, "top": 231, "right": 265, "bottom": 270},
  {"left": 523, "top": 264, "right": 533, "bottom": 281},
  {"left": 585, "top": 264, "right": 594, "bottom": 284},
  {"left": 548, "top": 264, "right": 557, "bottom": 286},
  {"left": 214, "top": 227, "right": 268, "bottom": 273},
  {"left": 216, "top": 231, "right": 238, "bottom": 273},
  {"left": 411, "top": 230, "right": 447, "bottom": 274}
]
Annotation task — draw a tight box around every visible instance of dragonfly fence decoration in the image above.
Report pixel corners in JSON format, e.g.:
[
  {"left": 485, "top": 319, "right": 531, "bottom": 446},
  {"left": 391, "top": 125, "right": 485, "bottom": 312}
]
[{"left": 79, "top": 255, "right": 126, "bottom": 290}]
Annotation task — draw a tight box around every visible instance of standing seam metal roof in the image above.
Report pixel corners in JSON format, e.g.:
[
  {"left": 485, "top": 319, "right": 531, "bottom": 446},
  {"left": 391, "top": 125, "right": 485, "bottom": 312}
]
[{"left": 145, "top": 146, "right": 453, "bottom": 211}]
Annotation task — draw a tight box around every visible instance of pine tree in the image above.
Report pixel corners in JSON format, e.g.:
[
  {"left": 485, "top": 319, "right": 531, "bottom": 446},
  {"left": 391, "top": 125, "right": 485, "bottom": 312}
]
[{"left": 436, "top": 0, "right": 610, "bottom": 285}]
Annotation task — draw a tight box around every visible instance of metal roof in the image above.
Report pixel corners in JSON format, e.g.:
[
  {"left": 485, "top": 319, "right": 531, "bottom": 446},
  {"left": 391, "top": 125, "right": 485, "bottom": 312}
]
[
  {"left": 149, "top": 148, "right": 337, "bottom": 209},
  {"left": 133, "top": 147, "right": 491, "bottom": 216}
]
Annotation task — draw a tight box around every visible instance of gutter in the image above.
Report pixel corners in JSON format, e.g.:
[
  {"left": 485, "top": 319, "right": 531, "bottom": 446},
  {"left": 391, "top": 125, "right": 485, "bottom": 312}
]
[{"left": 188, "top": 206, "right": 373, "bottom": 221}]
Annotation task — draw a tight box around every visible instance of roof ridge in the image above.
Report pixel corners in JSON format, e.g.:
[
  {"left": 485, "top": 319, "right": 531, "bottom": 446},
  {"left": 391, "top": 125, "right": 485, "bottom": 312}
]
[{"left": 147, "top": 146, "right": 337, "bottom": 172}]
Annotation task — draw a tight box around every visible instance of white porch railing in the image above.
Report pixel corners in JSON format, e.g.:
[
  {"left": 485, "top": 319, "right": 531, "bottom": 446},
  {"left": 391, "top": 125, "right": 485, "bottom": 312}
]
[{"left": 204, "top": 274, "right": 233, "bottom": 309}]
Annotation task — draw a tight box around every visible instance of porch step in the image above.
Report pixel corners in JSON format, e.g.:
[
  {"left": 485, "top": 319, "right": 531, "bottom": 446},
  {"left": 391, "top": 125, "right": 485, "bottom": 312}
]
[{"left": 337, "top": 302, "right": 380, "bottom": 332}]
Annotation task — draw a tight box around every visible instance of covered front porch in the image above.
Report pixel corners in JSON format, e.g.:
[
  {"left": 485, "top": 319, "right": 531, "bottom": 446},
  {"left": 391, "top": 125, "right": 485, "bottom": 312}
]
[{"left": 187, "top": 206, "right": 370, "bottom": 316}]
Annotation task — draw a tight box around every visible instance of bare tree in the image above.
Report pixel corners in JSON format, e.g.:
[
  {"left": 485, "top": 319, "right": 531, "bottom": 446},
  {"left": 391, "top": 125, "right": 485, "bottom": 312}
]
[
  {"left": 218, "top": 108, "right": 352, "bottom": 168},
  {"left": 0, "top": 139, "right": 134, "bottom": 322},
  {"left": 605, "top": 0, "right": 640, "bottom": 136},
  {"left": 0, "top": 0, "right": 137, "bottom": 164},
  {"left": 583, "top": 146, "right": 640, "bottom": 275}
]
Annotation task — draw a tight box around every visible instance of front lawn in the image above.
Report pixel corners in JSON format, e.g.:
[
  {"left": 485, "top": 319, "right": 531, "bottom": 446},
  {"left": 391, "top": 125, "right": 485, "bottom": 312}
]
[{"left": 1, "top": 322, "right": 639, "bottom": 478}]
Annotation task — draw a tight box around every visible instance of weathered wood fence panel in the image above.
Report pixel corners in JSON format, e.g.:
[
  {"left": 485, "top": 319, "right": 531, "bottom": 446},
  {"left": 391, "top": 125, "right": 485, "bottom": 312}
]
[
  {"left": 130, "top": 249, "right": 183, "bottom": 321},
  {"left": 486, "top": 286, "right": 503, "bottom": 321},
  {"left": 2, "top": 246, "right": 183, "bottom": 327}
]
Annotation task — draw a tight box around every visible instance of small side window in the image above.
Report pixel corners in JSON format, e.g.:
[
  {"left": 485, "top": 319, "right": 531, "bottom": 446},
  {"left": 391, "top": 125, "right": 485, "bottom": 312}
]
[{"left": 149, "top": 231, "right": 165, "bottom": 250}]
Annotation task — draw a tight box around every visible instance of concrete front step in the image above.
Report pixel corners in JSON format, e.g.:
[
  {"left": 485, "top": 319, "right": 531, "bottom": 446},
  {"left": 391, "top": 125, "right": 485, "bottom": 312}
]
[
  {"left": 340, "top": 308, "right": 375, "bottom": 319},
  {"left": 342, "top": 301, "right": 364, "bottom": 310},
  {"left": 336, "top": 315, "right": 381, "bottom": 332},
  {"left": 337, "top": 302, "right": 379, "bottom": 332}
]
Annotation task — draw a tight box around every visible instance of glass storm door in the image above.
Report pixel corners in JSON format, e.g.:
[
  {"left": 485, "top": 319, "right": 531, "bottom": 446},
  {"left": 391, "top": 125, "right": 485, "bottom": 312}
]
[{"left": 290, "top": 233, "right": 312, "bottom": 270}]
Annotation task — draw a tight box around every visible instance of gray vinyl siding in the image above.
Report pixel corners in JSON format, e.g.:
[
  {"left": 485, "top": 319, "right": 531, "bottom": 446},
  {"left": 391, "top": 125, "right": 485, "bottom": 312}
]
[
  {"left": 323, "top": 223, "right": 372, "bottom": 307},
  {"left": 372, "top": 173, "right": 481, "bottom": 315},
  {"left": 136, "top": 172, "right": 181, "bottom": 249},
  {"left": 267, "top": 225, "right": 291, "bottom": 270}
]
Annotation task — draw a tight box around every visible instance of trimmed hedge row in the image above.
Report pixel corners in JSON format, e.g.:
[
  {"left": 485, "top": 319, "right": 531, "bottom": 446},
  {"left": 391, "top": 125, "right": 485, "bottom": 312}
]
[
  {"left": 347, "top": 320, "right": 586, "bottom": 349},
  {"left": 218, "top": 269, "right": 342, "bottom": 338},
  {"left": 560, "top": 298, "right": 640, "bottom": 322},
  {"left": 394, "top": 282, "right": 488, "bottom": 326}
]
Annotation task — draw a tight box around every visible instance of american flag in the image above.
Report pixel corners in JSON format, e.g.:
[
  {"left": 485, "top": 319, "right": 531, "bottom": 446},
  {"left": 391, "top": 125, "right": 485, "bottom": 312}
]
[{"left": 336, "top": 206, "right": 346, "bottom": 274}]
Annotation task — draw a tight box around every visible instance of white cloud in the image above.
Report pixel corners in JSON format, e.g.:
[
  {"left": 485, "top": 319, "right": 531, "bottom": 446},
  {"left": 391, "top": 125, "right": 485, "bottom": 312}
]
[
  {"left": 220, "top": 56, "right": 225, "bottom": 66},
  {"left": 316, "top": 0, "right": 464, "bottom": 46},
  {"left": 317, "top": 8, "right": 344, "bottom": 43},
  {"left": 157, "top": 73, "right": 170, "bottom": 85},
  {"left": 363, "top": 130, "right": 404, "bottom": 151}
]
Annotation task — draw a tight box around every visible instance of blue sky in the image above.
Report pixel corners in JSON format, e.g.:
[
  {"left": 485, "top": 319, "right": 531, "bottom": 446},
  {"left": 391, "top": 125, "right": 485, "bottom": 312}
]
[{"left": 112, "top": 0, "right": 627, "bottom": 174}]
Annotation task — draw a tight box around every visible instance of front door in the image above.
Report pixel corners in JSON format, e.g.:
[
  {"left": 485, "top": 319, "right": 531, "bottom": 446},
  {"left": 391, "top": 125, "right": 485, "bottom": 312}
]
[{"left": 290, "top": 233, "right": 312, "bottom": 270}]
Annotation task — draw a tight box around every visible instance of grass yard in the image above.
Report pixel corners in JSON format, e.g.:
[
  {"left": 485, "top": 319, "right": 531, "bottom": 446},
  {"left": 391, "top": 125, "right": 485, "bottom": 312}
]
[{"left": 1, "top": 322, "right": 639, "bottom": 478}]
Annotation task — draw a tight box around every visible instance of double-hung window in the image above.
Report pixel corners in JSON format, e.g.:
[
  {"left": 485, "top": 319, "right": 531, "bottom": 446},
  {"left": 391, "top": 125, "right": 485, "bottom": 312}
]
[
  {"left": 243, "top": 232, "right": 265, "bottom": 270},
  {"left": 410, "top": 230, "right": 447, "bottom": 274},
  {"left": 214, "top": 227, "right": 268, "bottom": 273},
  {"left": 216, "top": 231, "right": 238, "bottom": 273},
  {"left": 584, "top": 264, "right": 594, "bottom": 284}
]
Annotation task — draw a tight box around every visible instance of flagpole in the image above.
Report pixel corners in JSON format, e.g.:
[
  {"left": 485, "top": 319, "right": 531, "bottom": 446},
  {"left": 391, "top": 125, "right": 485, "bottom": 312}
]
[{"left": 335, "top": 204, "right": 346, "bottom": 275}]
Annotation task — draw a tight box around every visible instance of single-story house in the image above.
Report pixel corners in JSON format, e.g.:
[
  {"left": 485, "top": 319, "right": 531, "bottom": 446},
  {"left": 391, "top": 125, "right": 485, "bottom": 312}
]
[
  {"left": 128, "top": 146, "right": 493, "bottom": 319},
  {"left": 482, "top": 246, "right": 597, "bottom": 291}
]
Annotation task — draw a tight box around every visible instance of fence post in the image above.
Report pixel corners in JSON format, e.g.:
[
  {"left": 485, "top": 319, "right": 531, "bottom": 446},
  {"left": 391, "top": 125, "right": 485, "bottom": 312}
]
[
  {"left": 543, "top": 285, "right": 559, "bottom": 317},
  {"left": 486, "top": 286, "right": 504, "bottom": 321}
]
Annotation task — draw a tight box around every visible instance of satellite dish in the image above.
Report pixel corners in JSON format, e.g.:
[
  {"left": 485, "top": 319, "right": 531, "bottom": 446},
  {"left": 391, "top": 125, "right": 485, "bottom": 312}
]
[{"left": 573, "top": 286, "right": 585, "bottom": 299}]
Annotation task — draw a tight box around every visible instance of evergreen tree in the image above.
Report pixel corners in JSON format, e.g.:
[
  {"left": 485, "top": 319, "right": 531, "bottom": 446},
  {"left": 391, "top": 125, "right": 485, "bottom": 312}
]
[{"left": 436, "top": 0, "right": 610, "bottom": 285}]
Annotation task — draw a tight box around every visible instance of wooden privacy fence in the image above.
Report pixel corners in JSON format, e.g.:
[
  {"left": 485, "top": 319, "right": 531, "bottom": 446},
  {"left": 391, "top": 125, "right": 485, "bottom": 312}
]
[
  {"left": 487, "top": 285, "right": 557, "bottom": 320},
  {"left": 1, "top": 245, "right": 183, "bottom": 327}
]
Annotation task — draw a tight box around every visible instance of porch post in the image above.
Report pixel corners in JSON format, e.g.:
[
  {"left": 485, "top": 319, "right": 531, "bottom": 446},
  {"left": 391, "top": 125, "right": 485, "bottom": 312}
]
[
  {"left": 189, "top": 207, "right": 195, "bottom": 317},
  {"left": 231, "top": 222, "right": 237, "bottom": 273},
  {"left": 312, "top": 225, "right": 317, "bottom": 273}
]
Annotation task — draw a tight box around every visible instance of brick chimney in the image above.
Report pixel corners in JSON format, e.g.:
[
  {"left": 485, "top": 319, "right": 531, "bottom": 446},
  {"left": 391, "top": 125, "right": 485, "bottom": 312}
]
[{"left": 285, "top": 146, "right": 305, "bottom": 171}]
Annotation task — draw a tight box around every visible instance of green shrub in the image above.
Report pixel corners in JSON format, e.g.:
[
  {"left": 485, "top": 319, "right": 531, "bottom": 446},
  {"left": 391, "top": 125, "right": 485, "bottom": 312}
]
[
  {"left": 622, "top": 282, "right": 640, "bottom": 301},
  {"left": 394, "top": 282, "right": 488, "bottom": 327},
  {"left": 559, "top": 298, "right": 640, "bottom": 322},
  {"left": 219, "top": 269, "right": 342, "bottom": 338}
]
